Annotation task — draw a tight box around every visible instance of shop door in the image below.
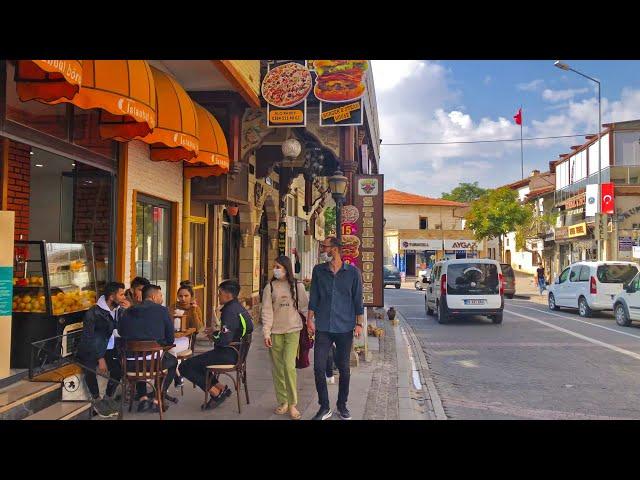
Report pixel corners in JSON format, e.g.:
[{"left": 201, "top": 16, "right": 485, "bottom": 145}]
[
  {"left": 135, "top": 194, "right": 173, "bottom": 305},
  {"left": 188, "top": 216, "right": 207, "bottom": 313},
  {"left": 259, "top": 210, "right": 269, "bottom": 296},
  {"left": 222, "top": 210, "right": 240, "bottom": 281},
  {"left": 406, "top": 253, "right": 416, "bottom": 276}
]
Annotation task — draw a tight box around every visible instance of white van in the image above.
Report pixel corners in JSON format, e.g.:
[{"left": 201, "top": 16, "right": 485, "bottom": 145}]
[
  {"left": 423, "top": 259, "right": 505, "bottom": 324},
  {"left": 547, "top": 261, "right": 639, "bottom": 317},
  {"left": 613, "top": 272, "right": 640, "bottom": 326}
]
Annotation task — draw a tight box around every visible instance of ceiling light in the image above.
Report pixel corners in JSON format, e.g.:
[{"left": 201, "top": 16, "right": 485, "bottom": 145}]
[
  {"left": 30, "top": 151, "right": 34, "bottom": 155},
  {"left": 35, "top": 164, "right": 43, "bottom": 167},
  {"left": 72, "top": 163, "right": 76, "bottom": 166}
]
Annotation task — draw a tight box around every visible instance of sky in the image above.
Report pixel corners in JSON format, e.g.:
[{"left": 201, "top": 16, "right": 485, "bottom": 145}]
[{"left": 371, "top": 60, "right": 640, "bottom": 197}]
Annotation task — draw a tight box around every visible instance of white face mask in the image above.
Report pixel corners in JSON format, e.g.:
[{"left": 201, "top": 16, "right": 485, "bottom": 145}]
[
  {"left": 273, "top": 268, "right": 285, "bottom": 279},
  {"left": 319, "top": 252, "right": 333, "bottom": 263}
]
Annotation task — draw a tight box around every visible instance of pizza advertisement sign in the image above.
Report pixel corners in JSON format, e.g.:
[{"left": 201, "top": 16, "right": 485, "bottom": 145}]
[
  {"left": 262, "top": 60, "right": 311, "bottom": 128},
  {"left": 311, "top": 60, "right": 369, "bottom": 127},
  {"left": 342, "top": 174, "right": 384, "bottom": 307}
]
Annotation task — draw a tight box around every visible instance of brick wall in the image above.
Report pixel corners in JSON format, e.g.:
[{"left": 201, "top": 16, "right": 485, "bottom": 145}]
[
  {"left": 73, "top": 163, "right": 111, "bottom": 263},
  {"left": 124, "top": 140, "right": 182, "bottom": 287},
  {"left": 3, "top": 140, "right": 31, "bottom": 241}
]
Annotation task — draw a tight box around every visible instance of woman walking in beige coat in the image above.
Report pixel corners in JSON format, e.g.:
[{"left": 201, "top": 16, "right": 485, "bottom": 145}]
[{"left": 261, "top": 255, "right": 309, "bottom": 420}]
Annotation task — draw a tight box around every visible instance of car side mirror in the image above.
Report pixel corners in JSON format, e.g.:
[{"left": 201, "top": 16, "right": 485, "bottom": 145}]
[{"left": 626, "top": 284, "right": 637, "bottom": 294}]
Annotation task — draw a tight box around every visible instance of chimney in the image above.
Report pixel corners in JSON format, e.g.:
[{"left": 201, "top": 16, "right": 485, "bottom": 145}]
[{"left": 530, "top": 169, "right": 540, "bottom": 177}]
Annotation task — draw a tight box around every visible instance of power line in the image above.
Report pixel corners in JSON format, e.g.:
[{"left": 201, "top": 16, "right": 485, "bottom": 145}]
[{"left": 382, "top": 133, "right": 595, "bottom": 146}]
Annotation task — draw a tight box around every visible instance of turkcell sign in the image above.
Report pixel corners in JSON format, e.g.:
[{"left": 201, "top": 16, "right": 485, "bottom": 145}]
[{"left": 585, "top": 183, "right": 598, "bottom": 217}]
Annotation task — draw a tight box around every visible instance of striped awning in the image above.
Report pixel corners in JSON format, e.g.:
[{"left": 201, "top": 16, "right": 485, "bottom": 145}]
[
  {"left": 184, "top": 104, "right": 230, "bottom": 178},
  {"left": 14, "top": 60, "right": 83, "bottom": 103}
]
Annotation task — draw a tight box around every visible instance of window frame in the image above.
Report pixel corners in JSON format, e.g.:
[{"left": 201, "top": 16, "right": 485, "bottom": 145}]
[
  {"left": 569, "top": 265, "right": 582, "bottom": 282},
  {"left": 559, "top": 267, "right": 570, "bottom": 284},
  {"left": 419, "top": 216, "right": 428, "bottom": 230},
  {"left": 578, "top": 265, "right": 591, "bottom": 282}
]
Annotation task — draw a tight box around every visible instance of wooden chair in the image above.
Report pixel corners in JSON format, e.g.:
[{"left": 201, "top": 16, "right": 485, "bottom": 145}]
[
  {"left": 176, "top": 331, "right": 197, "bottom": 396},
  {"left": 204, "top": 334, "right": 252, "bottom": 414},
  {"left": 120, "top": 340, "right": 170, "bottom": 420}
]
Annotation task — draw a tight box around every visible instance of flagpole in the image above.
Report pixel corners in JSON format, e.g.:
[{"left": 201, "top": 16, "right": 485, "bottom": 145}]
[{"left": 520, "top": 105, "right": 524, "bottom": 180}]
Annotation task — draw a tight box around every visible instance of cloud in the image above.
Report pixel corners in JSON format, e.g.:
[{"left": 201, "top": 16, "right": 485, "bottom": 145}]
[
  {"left": 542, "top": 87, "right": 589, "bottom": 102},
  {"left": 370, "top": 60, "right": 427, "bottom": 92},
  {"left": 517, "top": 79, "right": 544, "bottom": 91}
]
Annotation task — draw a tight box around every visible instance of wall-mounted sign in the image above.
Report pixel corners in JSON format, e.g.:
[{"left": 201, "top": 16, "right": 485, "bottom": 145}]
[
  {"left": 619, "top": 236, "right": 633, "bottom": 252},
  {"left": 345, "top": 174, "right": 384, "bottom": 307},
  {"left": 566, "top": 192, "right": 587, "bottom": 210},
  {"left": 312, "top": 60, "right": 369, "bottom": 127},
  {"left": 400, "top": 239, "right": 444, "bottom": 250},
  {"left": 278, "top": 221, "right": 287, "bottom": 256},
  {"left": 585, "top": 184, "right": 598, "bottom": 217},
  {"left": 555, "top": 226, "right": 569, "bottom": 240},
  {"left": 568, "top": 222, "right": 588, "bottom": 238},
  {"left": 601, "top": 182, "right": 615, "bottom": 214},
  {"left": 443, "top": 240, "right": 482, "bottom": 250},
  {"left": 262, "top": 60, "right": 310, "bottom": 128}
]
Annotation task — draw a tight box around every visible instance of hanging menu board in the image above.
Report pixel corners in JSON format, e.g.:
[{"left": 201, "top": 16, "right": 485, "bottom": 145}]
[
  {"left": 341, "top": 174, "right": 384, "bottom": 307},
  {"left": 262, "top": 60, "right": 311, "bottom": 128}
]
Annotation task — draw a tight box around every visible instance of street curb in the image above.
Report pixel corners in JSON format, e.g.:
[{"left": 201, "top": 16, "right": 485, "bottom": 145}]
[{"left": 389, "top": 306, "right": 447, "bottom": 420}]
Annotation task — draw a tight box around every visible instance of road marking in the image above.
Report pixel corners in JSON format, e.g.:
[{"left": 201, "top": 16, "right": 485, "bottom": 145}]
[
  {"left": 508, "top": 304, "right": 640, "bottom": 341},
  {"left": 453, "top": 360, "right": 479, "bottom": 368},
  {"left": 505, "top": 309, "right": 640, "bottom": 362}
]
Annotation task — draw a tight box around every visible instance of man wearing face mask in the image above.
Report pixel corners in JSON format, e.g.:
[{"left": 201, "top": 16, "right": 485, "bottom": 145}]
[{"left": 307, "top": 236, "right": 364, "bottom": 420}]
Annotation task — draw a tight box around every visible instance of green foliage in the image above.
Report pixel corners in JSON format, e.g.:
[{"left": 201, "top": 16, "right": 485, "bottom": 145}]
[
  {"left": 515, "top": 209, "right": 559, "bottom": 251},
  {"left": 442, "top": 182, "right": 489, "bottom": 203},
  {"left": 465, "top": 188, "right": 533, "bottom": 242},
  {"left": 324, "top": 206, "right": 336, "bottom": 236}
]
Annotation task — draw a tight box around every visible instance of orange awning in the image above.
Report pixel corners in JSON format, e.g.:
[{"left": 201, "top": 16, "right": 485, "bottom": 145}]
[
  {"left": 49, "top": 60, "right": 156, "bottom": 142},
  {"left": 184, "top": 104, "right": 230, "bottom": 178},
  {"left": 15, "top": 60, "right": 83, "bottom": 103},
  {"left": 139, "top": 66, "right": 199, "bottom": 162}
]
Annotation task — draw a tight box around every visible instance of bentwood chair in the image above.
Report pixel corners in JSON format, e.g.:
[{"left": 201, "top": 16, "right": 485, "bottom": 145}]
[
  {"left": 204, "top": 334, "right": 252, "bottom": 414},
  {"left": 176, "top": 331, "right": 198, "bottom": 396},
  {"left": 120, "top": 340, "right": 171, "bottom": 420}
]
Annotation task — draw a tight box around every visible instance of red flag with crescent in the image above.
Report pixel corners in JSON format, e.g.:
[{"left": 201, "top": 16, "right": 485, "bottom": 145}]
[{"left": 601, "top": 182, "right": 615, "bottom": 214}]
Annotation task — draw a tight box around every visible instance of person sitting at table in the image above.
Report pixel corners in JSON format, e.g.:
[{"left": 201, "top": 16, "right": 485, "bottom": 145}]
[
  {"left": 179, "top": 279, "right": 254, "bottom": 410},
  {"left": 169, "top": 280, "right": 204, "bottom": 390},
  {"left": 123, "top": 276, "right": 150, "bottom": 308},
  {"left": 118, "top": 284, "right": 178, "bottom": 413}
]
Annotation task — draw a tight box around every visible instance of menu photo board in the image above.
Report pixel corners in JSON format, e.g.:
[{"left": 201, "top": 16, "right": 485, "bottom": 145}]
[
  {"left": 278, "top": 221, "right": 287, "bottom": 256},
  {"left": 262, "top": 60, "right": 311, "bottom": 128},
  {"left": 310, "top": 60, "right": 369, "bottom": 127},
  {"left": 341, "top": 174, "right": 384, "bottom": 307}
]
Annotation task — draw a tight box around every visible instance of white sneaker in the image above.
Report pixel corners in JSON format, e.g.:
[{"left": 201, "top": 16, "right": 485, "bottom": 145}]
[{"left": 327, "top": 376, "right": 335, "bottom": 384}]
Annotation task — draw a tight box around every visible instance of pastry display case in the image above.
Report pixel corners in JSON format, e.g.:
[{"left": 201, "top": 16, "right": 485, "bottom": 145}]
[{"left": 11, "top": 241, "right": 97, "bottom": 368}]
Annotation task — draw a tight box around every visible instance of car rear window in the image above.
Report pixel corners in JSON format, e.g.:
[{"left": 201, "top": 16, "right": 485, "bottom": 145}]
[
  {"left": 384, "top": 265, "right": 399, "bottom": 275},
  {"left": 446, "top": 263, "right": 499, "bottom": 295},
  {"left": 596, "top": 264, "right": 639, "bottom": 284}
]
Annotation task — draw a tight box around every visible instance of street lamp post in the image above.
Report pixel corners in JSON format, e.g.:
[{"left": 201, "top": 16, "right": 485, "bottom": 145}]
[
  {"left": 328, "top": 168, "right": 348, "bottom": 245},
  {"left": 554, "top": 61, "right": 603, "bottom": 261}
]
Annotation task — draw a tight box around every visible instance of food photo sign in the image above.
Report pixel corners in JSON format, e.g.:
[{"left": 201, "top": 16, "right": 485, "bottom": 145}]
[
  {"left": 262, "top": 60, "right": 311, "bottom": 128},
  {"left": 310, "top": 60, "right": 369, "bottom": 127},
  {"left": 341, "top": 174, "right": 384, "bottom": 307}
]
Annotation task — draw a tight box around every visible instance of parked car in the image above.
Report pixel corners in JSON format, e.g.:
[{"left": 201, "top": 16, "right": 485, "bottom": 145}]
[
  {"left": 547, "top": 261, "right": 640, "bottom": 317},
  {"left": 414, "top": 268, "right": 432, "bottom": 290},
  {"left": 613, "top": 272, "right": 640, "bottom": 326},
  {"left": 500, "top": 263, "right": 516, "bottom": 299},
  {"left": 424, "top": 259, "right": 505, "bottom": 324},
  {"left": 384, "top": 264, "right": 402, "bottom": 289}
]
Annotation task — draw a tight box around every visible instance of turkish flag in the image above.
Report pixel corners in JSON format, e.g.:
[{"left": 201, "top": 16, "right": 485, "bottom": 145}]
[
  {"left": 601, "top": 182, "right": 615, "bottom": 214},
  {"left": 513, "top": 108, "right": 522, "bottom": 125}
]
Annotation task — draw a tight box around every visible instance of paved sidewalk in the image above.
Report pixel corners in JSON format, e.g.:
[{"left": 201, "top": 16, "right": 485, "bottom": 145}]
[{"left": 514, "top": 271, "right": 548, "bottom": 306}]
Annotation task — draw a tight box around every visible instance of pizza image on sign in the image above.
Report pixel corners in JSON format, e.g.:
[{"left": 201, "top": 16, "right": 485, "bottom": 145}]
[
  {"left": 341, "top": 205, "right": 360, "bottom": 224},
  {"left": 261, "top": 62, "right": 312, "bottom": 108}
]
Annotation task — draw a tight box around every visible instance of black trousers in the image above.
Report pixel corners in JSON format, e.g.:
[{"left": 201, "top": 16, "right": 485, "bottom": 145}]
[
  {"left": 180, "top": 347, "right": 237, "bottom": 392},
  {"left": 313, "top": 331, "right": 353, "bottom": 410},
  {"left": 126, "top": 352, "right": 178, "bottom": 397},
  {"left": 80, "top": 349, "right": 121, "bottom": 399},
  {"left": 326, "top": 343, "right": 336, "bottom": 377}
]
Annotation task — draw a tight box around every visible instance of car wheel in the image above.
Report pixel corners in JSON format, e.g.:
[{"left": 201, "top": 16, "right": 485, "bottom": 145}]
[
  {"left": 437, "top": 302, "right": 449, "bottom": 324},
  {"left": 415, "top": 281, "right": 422, "bottom": 290},
  {"left": 578, "top": 296, "right": 592, "bottom": 318},
  {"left": 395, "top": 284, "right": 401, "bottom": 289},
  {"left": 425, "top": 297, "right": 434, "bottom": 316},
  {"left": 615, "top": 303, "right": 631, "bottom": 327},
  {"left": 491, "top": 312, "right": 503, "bottom": 324},
  {"left": 548, "top": 293, "right": 560, "bottom": 311}
]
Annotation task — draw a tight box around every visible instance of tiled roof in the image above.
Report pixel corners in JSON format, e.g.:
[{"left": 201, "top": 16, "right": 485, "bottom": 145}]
[
  {"left": 384, "top": 189, "right": 467, "bottom": 207},
  {"left": 525, "top": 186, "right": 554, "bottom": 199}
]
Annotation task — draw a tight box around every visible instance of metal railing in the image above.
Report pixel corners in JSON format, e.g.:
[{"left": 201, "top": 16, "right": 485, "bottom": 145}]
[{"left": 555, "top": 166, "right": 640, "bottom": 204}]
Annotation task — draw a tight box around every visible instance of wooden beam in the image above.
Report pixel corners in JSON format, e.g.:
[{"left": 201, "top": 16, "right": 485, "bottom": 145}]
[
  {"left": 211, "top": 60, "right": 261, "bottom": 108},
  {"left": 115, "top": 145, "right": 128, "bottom": 281}
]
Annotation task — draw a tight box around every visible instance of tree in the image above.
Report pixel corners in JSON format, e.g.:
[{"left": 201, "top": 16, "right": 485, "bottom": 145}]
[
  {"left": 442, "top": 182, "right": 488, "bottom": 203},
  {"left": 465, "top": 187, "right": 533, "bottom": 260},
  {"left": 515, "top": 209, "right": 558, "bottom": 252},
  {"left": 324, "top": 206, "right": 336, "bottom": 237}
]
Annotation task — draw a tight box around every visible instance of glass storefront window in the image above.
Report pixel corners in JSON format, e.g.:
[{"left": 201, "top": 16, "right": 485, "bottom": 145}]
[
  {"left": 136, "top": 195, "right": 172, "bottom": 304},
  {"left": 189, "top": 221, "right": 205, "bottom": 286},
  {"left": 222, "top": 210, "right": 240, "bottom": 281},
  {"left": 5, "top": 61, "right": 68, "bottom": 140}
]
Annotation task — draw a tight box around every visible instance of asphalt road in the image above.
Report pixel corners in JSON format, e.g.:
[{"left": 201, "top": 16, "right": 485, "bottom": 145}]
[{"left": 385, "top": 285, "right": 640, "bottom": 420}]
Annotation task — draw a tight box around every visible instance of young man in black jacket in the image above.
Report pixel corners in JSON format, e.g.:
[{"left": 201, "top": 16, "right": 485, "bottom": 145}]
[
  {"left": 118, "top": 284, "right": 178, "bottom": 413},
  {"left": 76, "top": 281, "right": 126, "bottom": 418},
  {"left": 180, "top": 279, "right": 254, "bottom": 410}
]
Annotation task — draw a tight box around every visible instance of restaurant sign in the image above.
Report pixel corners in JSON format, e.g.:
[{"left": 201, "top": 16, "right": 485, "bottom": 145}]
[
  {"left": 341, "top": 175, "right": 384, "bottom": 307},
  {"left": 567, "top": 222, "right": 588, "bottom": 238},
  {"left": 278, "top": 221, "right": 287, "bottom": 256},
  {"left": 565, "top": 193, "right": 586, "bottom": 209},
  {"left": 262, "top": 60, "right": 310, "bottom": 128},
  {"left": 555, "top": 226, "right": 569, "bottom": 240}
]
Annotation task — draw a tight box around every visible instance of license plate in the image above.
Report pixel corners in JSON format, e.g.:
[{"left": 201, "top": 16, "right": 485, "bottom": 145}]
[{"left": 464, "top": 299, "right": 486, "bottom": 305}]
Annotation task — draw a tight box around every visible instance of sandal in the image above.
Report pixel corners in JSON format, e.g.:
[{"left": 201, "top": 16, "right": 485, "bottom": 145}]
[
  {"left": 289, "top": 405, "right": 301, "bottom": 420},
  {"left": 274, "top": 403, "right": 289, "bottom": 415}
]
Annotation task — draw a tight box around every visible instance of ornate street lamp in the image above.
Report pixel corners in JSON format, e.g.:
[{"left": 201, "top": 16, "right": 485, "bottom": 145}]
[
  {"left": 281, "top": 137, "right": 302, "bottom": 159},
  {"left": 328, "top": 167, "right": 348, "bottom": 244}
]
